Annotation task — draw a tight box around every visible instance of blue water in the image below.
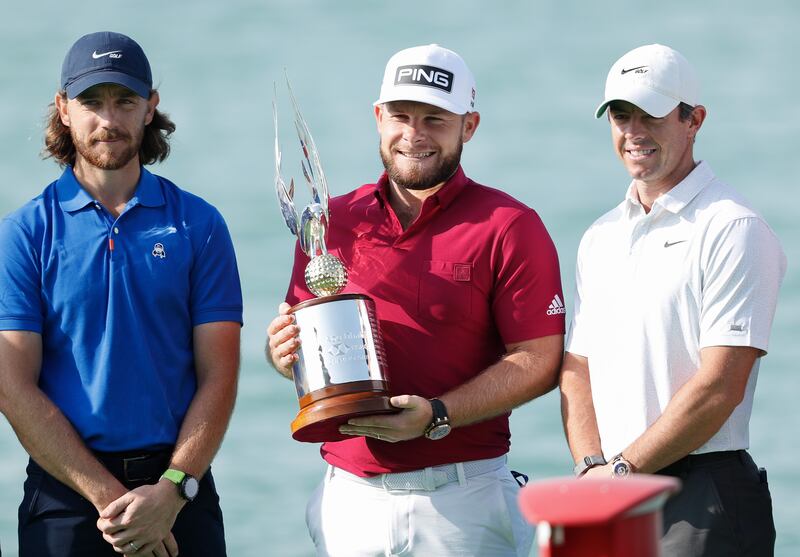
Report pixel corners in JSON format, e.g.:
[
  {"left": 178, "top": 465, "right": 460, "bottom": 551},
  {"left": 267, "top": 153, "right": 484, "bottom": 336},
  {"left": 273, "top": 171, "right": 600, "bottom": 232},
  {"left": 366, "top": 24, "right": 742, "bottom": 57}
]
[{"left": 1, "top": 1, "right": 798, "bottom": 555}]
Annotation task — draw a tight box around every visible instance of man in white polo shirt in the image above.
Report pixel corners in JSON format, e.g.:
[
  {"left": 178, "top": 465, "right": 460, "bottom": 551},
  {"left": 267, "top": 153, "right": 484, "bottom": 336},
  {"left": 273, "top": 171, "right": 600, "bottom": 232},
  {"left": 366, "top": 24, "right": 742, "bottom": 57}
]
[{"left": 560, "top": 44, "right": 785, "bottom": 556}]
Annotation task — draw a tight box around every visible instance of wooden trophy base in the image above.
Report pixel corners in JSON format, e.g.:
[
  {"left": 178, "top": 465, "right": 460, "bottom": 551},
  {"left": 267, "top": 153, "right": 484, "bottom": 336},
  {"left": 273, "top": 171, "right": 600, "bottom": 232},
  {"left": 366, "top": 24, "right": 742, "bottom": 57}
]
[{"left": 291, "top": 380, "right": 398, "bottom": 442}]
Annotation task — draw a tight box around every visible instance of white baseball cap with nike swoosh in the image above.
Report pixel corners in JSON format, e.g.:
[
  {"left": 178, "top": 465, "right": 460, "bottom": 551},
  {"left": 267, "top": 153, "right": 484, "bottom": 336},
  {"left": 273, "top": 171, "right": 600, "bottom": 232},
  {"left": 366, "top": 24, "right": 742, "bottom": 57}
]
[{"left": 595, "top": 44, "right": 699, "bottom": 119}]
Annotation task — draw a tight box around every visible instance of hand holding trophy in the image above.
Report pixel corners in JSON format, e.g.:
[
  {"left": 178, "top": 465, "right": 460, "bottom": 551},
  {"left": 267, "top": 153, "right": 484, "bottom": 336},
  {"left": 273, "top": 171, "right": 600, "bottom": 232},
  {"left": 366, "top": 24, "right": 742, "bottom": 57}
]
[{"left": 273, "top": 77, "right": 396, "bottom": 442}]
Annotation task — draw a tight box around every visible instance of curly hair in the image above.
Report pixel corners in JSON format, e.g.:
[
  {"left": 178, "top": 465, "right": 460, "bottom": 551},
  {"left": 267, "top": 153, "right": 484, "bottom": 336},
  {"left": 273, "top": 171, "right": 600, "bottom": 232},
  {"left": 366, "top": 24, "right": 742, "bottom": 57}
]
[{"left": 43, "top": 90, "right": 176, "bottom": 167}]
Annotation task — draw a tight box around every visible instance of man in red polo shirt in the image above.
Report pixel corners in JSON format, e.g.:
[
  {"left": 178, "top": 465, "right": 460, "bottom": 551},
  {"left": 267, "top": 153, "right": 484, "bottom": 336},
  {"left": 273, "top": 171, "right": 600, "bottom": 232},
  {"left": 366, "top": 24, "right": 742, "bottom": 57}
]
[{"left": 267, "top": 44, "right": 564, "bottom": 556}]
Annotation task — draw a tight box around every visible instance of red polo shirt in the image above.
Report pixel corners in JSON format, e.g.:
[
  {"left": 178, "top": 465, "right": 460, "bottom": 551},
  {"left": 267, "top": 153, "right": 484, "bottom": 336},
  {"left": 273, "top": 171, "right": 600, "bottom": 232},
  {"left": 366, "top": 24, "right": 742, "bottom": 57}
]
[{"left": 285, "top": 166, "right": 564, "bottom": 476}]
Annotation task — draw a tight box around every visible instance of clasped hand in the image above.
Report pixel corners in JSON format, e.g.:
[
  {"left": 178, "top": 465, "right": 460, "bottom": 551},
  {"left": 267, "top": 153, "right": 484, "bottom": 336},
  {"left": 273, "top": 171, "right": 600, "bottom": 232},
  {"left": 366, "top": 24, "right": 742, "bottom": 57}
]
[{"left": 97, "top": 481, "right": 183, "bottom": 556}]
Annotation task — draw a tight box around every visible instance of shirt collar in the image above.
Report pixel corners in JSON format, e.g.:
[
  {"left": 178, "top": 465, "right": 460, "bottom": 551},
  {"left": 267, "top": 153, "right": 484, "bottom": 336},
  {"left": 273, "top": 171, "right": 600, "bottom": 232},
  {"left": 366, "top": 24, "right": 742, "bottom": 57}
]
[
  {"left": 56, "top": 166, "right": 94, "bottom": 212},
  {"left": 373, "top": 165, "right": 469, "bottom": 210},
  {"left": 624, "top": 161, "right": 714, "bottom": 215},
  {"left": 132, "top": 167, "right": 165, "bottom": 207},
  {"left": 56, "top": 166, "right": 165, "bottom": 212}
]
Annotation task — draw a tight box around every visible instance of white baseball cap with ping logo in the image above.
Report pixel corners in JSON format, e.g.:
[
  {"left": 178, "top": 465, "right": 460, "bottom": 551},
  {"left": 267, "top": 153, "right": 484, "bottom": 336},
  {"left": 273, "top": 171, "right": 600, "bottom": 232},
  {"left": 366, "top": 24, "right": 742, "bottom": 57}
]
[{"left": 374, "top": 44, "right": 476, "bottom": 115}]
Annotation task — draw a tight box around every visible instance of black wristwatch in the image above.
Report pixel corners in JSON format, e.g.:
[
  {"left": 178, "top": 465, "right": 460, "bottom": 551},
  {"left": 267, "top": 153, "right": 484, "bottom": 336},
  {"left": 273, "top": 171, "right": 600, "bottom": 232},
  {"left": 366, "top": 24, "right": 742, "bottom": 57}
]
[
  {"left": 573, "top": 454, "right": 607, "bottom": 477},
  {"left": 423, "top": 399, "right": 451, "bottom": 440}
]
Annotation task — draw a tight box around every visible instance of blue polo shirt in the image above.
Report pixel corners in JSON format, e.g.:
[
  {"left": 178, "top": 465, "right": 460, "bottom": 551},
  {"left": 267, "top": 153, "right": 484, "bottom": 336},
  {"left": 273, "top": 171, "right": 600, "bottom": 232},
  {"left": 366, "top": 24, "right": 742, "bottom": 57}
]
[{"left": 0, "top": 166, "right": 243, "bottom": 451}]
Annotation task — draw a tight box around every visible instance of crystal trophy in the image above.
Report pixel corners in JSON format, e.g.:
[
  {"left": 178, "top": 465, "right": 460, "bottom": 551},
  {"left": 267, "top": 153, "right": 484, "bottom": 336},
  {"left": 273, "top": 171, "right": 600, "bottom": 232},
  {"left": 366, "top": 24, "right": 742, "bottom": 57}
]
[{"left": 273, "top": 77, "right": 396, "bottom": 442}]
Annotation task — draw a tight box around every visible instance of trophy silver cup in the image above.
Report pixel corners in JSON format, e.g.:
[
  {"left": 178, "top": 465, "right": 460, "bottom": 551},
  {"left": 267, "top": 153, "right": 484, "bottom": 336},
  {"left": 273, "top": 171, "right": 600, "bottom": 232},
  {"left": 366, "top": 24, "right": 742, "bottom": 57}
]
[{"left": 273, "top": 77, "right": 395, "bottom": 442}]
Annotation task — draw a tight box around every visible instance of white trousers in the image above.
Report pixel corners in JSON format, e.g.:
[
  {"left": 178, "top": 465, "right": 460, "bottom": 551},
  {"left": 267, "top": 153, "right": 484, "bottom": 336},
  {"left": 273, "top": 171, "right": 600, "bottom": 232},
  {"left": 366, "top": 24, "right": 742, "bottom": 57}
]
[{"left": 305, "top": 456, "right": 534, "bottom": 557}]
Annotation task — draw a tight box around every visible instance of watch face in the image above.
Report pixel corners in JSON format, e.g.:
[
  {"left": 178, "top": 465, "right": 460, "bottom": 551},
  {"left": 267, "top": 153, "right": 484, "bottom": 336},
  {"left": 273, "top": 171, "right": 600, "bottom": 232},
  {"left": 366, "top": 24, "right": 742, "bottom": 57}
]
[
  {"left": 612, "top": 460, "right": 631, "bottom": 478},
  {"left": 182, "top": 476, "right": 200, "bottom": 500},
  {"left": 426, "top": 424, "right": 451, "bottom": 440}
]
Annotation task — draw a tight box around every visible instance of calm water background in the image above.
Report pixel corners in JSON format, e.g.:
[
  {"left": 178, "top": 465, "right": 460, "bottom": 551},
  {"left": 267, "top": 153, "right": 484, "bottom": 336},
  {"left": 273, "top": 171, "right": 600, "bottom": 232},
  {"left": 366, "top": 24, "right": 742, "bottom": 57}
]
[{"left": 1, "top": 1, "right": 798, "bottom": 555}]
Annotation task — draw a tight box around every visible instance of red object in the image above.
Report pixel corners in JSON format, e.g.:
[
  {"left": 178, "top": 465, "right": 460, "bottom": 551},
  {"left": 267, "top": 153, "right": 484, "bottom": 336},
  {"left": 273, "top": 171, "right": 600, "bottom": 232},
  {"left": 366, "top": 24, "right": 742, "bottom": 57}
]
[{"left": 518, "top": 475, "right": 681, "bottom": 557}]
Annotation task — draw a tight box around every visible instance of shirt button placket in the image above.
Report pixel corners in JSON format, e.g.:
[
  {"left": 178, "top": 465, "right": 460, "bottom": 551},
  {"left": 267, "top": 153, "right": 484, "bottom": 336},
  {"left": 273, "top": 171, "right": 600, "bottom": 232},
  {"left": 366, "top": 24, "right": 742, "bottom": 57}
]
[{"left": 106, "top": 218, "right": 122, "bottom": 256}]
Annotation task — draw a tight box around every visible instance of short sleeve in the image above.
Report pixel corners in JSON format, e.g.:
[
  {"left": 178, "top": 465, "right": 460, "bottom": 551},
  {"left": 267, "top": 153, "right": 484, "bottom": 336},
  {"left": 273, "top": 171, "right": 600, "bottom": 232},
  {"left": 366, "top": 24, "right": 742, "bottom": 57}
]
[
  {"left": 565, "top": 230, "right": 591, "bottom": 357},
  {"left": 0, "top": 218, "right": 43, "bottom": 332},
  {"left": 699, "top": 217, "right": 786, "bottom": 352},
  {"left": 492, "top": 210, "right": 565, "bottom": 344},
  {"left": 190, "top": 210, "right": 244, "bottom": 326}
]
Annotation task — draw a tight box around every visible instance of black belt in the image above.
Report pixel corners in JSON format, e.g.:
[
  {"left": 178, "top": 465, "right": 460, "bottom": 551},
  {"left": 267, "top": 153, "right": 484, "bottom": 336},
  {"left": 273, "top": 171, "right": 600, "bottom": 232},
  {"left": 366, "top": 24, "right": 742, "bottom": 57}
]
[
  {"left": 94, "top": 448, "right": 172, "bottom": 484},
  {"left": 656, "top": 450, "right": 744, "bottom": 477}
]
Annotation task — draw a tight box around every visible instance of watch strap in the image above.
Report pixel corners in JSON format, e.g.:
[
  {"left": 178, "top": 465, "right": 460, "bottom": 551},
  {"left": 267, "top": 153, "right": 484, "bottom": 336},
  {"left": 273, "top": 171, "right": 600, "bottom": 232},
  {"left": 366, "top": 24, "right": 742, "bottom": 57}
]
[
  {"left": 573, "top": 454, "right": 607, "bottom": 477},
  {"left": 429, "top": 398, "right": 448, "bottom": 422},
  {"left": 424, "top": 398, "right": 450, "bottom": 437},
  {"left": 160, "top": 468, "right": 186, "bottom": 485}
]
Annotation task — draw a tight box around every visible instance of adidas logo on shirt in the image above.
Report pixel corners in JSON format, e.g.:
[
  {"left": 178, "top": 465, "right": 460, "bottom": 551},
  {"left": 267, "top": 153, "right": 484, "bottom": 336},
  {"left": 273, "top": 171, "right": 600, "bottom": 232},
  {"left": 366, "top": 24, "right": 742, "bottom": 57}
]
[{"left": 546, "top": 294, "right": 566, "bottom": 316}]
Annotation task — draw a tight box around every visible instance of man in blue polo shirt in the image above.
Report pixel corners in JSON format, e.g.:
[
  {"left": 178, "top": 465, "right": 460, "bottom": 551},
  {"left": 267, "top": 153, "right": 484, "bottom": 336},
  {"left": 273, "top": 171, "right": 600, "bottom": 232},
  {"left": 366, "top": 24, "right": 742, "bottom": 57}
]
[{"left": 0, "top": 32, "right": 242, "bottom": 556}]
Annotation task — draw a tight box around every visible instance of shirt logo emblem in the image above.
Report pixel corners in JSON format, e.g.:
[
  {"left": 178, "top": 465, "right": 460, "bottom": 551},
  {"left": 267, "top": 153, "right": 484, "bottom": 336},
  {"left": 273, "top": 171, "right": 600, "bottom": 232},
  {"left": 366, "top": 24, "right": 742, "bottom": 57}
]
[
  {"left": 546, "top": 294, "right": 566, "bottom": 316},
  {"left": 152, "top": 243, "right": 166, "bottom": 259},
  {"left": 453, "top": 264, "right": 471, "bottom": 282},
  {"left": 663, "top": 240, "right": 687, "bottom": 248}
]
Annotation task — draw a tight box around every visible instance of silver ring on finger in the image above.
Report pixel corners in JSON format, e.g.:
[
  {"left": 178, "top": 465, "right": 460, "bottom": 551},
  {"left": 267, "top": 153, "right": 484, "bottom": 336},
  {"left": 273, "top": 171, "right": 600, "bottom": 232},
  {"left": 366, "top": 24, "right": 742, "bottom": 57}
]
[{"left": 130, "top": 541, "right": 140, "bottom": 552}]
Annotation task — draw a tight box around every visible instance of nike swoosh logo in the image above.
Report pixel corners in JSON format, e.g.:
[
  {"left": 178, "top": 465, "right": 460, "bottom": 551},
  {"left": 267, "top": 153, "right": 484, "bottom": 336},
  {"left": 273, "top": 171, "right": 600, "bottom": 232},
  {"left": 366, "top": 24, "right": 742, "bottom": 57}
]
[
  {"left": 621, "top": 65, "right": 647, "bottom": 75},
  {"left": 92, "top": 50, "right": 122, "bottom": 59},
  {"left": 664, "top": 240, "right": 687, "bottom": 248}
]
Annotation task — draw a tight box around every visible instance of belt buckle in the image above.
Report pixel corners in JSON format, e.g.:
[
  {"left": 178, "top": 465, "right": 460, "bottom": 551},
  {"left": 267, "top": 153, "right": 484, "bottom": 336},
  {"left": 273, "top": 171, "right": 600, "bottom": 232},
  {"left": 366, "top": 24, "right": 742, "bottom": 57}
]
[{"left": 123, "top": 454, "right": 154, "bottom": 482}]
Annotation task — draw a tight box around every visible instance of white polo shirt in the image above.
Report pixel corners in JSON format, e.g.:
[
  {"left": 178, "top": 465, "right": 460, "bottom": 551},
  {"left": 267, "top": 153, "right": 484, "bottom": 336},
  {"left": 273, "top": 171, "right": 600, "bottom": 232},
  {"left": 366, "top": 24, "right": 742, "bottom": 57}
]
[{"left": 566, "top": 161, "right": 786, "bottom": 457}]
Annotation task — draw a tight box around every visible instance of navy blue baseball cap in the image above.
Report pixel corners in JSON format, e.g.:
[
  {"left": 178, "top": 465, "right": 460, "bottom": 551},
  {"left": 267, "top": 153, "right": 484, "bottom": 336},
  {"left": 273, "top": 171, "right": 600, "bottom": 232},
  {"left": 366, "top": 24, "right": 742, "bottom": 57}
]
[{"left": 61, "top": 32, "right": 152, "bottom": 99}]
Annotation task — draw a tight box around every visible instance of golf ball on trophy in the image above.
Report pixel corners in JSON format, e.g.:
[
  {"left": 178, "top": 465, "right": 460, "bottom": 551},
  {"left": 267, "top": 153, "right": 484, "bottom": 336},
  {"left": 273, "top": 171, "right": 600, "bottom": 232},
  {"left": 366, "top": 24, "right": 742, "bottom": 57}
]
[{"left": 305, "top": 253, "right": 348, "bottom": 297}]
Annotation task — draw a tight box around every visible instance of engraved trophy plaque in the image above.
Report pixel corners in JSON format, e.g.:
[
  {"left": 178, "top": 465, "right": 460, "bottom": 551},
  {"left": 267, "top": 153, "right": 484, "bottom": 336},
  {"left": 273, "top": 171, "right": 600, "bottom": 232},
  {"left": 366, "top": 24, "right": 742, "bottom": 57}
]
[{"left": 273, "top": 77, "right": 396, "bottom": 442}]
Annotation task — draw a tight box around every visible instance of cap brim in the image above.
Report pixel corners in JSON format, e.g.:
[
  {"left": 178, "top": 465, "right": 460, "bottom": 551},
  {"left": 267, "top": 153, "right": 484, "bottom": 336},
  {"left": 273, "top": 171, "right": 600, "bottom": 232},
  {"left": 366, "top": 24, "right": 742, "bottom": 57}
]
[
  {"left": 594, "top": 88, "right": 679, "bottom": 119},
  {"left": 65, "top": 70, "right": 151, "bottom": 99},
  {"left": 374, "top": 88, "right": 469, "bottom": 115},
  {"left": 594, "top": 100, "right": 612, "bottom": 119}
]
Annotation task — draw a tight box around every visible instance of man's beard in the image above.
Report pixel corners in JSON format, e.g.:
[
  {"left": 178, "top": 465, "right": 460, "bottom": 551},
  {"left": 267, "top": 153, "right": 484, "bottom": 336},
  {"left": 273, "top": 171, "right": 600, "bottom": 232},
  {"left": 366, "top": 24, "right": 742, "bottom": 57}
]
[
  {"left": 380, "top": 141, "right": 462, "bottom": 191},
  {"left": 72, "top": 125, "right": 143, "bottom": 170}
]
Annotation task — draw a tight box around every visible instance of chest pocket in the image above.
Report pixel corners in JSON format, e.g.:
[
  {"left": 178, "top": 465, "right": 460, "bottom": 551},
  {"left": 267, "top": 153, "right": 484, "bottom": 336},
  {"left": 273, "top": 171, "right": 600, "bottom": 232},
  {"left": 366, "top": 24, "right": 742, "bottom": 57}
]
[{"left": 417, "top": 260, "right": 473, "bottom": 322}]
